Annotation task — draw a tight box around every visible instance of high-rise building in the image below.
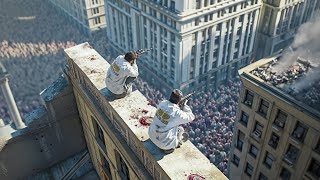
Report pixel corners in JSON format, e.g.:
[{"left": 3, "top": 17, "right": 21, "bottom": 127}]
[
  {"left": 47, "top": 0, "right": 106, "bottom": 36},
  {"left": 105, "top": 0, "right": 262, "bottom": 93},
  {"left": 64, "top": 43, "right": 228, "bottom": 180},
  {"left": 255, "top": 0, "right": 318, "bottom": 59},
  {"left": 228, "top": 56, "right": 320, "bottom": 180}
]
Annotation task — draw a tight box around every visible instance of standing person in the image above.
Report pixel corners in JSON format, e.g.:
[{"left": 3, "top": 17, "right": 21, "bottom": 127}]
[
  {"left": 148, "top": 89, "right": 195, "bottom": 154},
  {"left": 105, "top": 51, "right": 139, "bottom": 99}
]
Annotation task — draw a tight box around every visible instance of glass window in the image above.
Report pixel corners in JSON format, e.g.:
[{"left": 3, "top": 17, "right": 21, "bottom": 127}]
[
  {"left": 239, "top": 111, "right": 249, "bottom": 127},
  {"left": 244, "top": 90, "right": 254, "bottom": 107},
  {"left": 249, "top": 144, "right": 258, "bottom": 158},
  {"left": 264, "top": 152, "right": 273, "bottom": 169},
  {"left": 232, "top": 154, "right": 240, "bottom": 166},
  {"left": 273, "top": 110, "right": 287, "bottom": 129},
  {"left": 315, "top": 139, "right": 320, "bottom": 154},
  {"left": 291, "top": 122, "right": 308, "bottom": 143},
  {"left": 245, "top": 163, "right": 254, "bottom": 177},
  {"left": 97, "top": 123, "right": 105, "bottom": 146},
  {"left": 268, "top": 133, "right": 279, "bottom": 149},
  {"left": 259, "top": 173, "right": 268, "bottom": 180},
  {"left": 92, "top": 116, "right": 106, "bottom": 146},
  {"left": 284, "top": 144, "right": 300, "bottom": 166},
  {"left": 237, "top": 130, "right": 245, "bottom": 151},
  {"left": 258, "top": 99, "right": 269, "bottom": 117},
  {"left": 252, "top": 121, "right": 263, "bottom": 140},
  {"left": 117, "top": 152, "right": 130, "bottom": 180},
  {"left": 280, "top": 167, "right": 291, "bottom": 180},
  {"left": 100, "top": 151, "right": 112, "bottom": 179},
  {"left": 308, "top": 159, "right": 320, "bottom": 178}
]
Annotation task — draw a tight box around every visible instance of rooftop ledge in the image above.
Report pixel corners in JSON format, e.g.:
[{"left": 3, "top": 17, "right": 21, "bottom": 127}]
[{"left": 64, "top": 43, "right": 227, "bottom": 180}]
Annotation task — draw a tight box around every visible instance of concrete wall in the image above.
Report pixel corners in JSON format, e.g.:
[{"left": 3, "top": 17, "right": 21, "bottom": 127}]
[{"left": 0, "top": 77, "right": 87, "bottom": 180}]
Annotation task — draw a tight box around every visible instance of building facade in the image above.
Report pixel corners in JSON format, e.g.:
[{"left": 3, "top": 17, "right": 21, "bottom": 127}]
[
  {"left": 47, "top": 0, "right": 106, "bottom": 36},
  {"left": 228, "top": 57, "right": 320, "bottom": 180},
  {"left": 105, "top": 0, "right": 262, "bottom": 93},
  {"left": 255, "top": 0, "right": 318, "bottom": 59},
  {"left": 65, "top": 43, "right": 228, "bottom": 180}
]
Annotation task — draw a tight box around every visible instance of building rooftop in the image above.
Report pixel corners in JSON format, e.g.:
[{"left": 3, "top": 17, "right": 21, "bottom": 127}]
[
  {"left": 64, "top": 43, "right": 227, "bottom": 180},
  {"left": 239, "top": 56, "right": 320, "bottom": 120}
]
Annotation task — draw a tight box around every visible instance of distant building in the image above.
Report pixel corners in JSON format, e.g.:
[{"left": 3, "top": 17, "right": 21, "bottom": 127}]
[
  {"left": 255, "top": 0, "right": 318, "bottom": 59},
  {"left": 47, "top": 0, "right": 106, "bottom": 36},
  {"left": 105, "top": 0, "right": 262, "bottom": 93},
  {"left": 228, "top": 56, "right": 320, "bottom": 180},
  {"left": 65, "top": 43, "right": 228, "bottom": 180}
]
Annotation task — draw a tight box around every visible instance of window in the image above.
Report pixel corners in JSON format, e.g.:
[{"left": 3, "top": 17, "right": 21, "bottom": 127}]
[
  {"left": 284, "top": 144, "right": 299, "bottom": 166},
  {"left": 315, "top": 139, "right": 320, "bottom": 154},
  {"left": 93, "top": 7, "right": 99, "bottom": 14},
  {"left": 236, "top": 130, "right": 245, "bottom": 151},
  {"left": 94, "top": 17, "right": 101, "bottom": 25},
  {"left": 239, "top": 111, "right": 249, "bottom": 127},
  {"left": 291, "top": 122, "right": 308, "bottom": 143},
  {"left": 280, "top": 167, "right": 291, "bottom": 180},
  {"left": 232, "top": 154, "right": 240, "bottom": 166},
  {"left": 268, "top": 133, "right": 279, "bottom": 149},
  {"left": 97, "top": 123, "right": 105, "bottom": 146},
  {"left": 245, "top": 163, "right": 254, "bottom": 177},
  {"left": 249, "top": 144, "right": 258, "bottom": 158},
  {"left": 308, "top": 159, "right": 320, "bottom": 178},
  {"left": 170, "top": 0, "right": 175, "bottom": 11},
  {"left": 244, "top": 90, "right": 254, "bottom": 107},
  {"left": 252, "top": 121, "right": 263, "bottom": 141},
  {"left": 116, "top": 152, "right": 130, "bottom": 180},
  {"left": 258, "top": 99, "right": 269, "bottom": 117},
  {"left": 100, "top": 151, "right": 112, "bottom": 179},
  {"left": 259, "top": 173, "right": 268, "bottom": 180},
  {"left": 264, "top": 152, "right": 273, "bottom": 169},
  {"left": 273, "top": 110, "right": 287, "bottom": 129},
  {"left": 92, "top": 116, "right": 106, "bottom": 146}
]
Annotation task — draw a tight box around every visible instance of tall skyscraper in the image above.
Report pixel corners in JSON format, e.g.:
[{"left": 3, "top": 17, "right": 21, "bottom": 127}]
[
  {"left": 228, "top": 56, "right": 320, "bottom": 180},
  {"left": 255, "top": 0, "right": 318, "bottom": 59},
  {"left": 106, "top": 0, "right": 262, "bottom": 93},
  {"left": 47, "top": 0, "right": 106, "bottom": 36}
]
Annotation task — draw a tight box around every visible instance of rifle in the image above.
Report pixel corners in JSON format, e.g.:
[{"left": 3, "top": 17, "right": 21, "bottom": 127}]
[
  {"left": 178, "top": 91, "right": 195, "bottom": 108},
  {"left": 135, "top": 48, "right": 153, "bottom": 57}
]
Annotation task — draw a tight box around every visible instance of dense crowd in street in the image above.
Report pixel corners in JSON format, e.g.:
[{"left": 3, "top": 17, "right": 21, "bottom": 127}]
[{"left": 0, "top": 0, "right": 241, "bottom": 175}]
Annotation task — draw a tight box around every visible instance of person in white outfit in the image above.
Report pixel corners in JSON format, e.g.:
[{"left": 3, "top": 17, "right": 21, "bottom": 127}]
[
  {"left": 105, "top": 51, "right": 139, "bottom": 99},
  {"left": 148, "top": 89, "right": 195, "bottom": 153}
]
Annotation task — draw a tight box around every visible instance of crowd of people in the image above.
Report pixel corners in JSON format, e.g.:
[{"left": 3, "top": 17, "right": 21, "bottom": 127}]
[{"left": 0, "top": 0, "right": 242, "bottom": 175}]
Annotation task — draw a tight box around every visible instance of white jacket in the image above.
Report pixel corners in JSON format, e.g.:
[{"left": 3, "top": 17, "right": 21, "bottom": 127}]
[
  {"left": 105, "top": 55, "right": 139, "bottom": 95},
  {"left": 148, "top": 100, "right": 195, "bottom": 150}
]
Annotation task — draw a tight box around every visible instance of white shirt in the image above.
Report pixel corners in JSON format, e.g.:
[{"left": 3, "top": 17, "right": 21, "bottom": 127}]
[
  {"left": 105, "top": 55, "right": 139, "bottom": 95},
  {"left": 148, "top": 100, "right": 195, "bottom": 150}
]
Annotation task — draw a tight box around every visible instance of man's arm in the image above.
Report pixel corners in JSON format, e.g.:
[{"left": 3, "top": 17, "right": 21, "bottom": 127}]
[
  {"left": 126, "top": 61, "right": 139, "bottom": 77},
  {"left": 174, "top": 105, "right": 195, "bottom": 125}
]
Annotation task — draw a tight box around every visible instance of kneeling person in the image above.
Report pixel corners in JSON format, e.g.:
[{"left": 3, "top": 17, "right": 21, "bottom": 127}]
[
  {"left": 105, "top": 51, "right": 138, "bottom": 99},
  {"left": 148, "top": 89, "right": 195, "bottom": 153}
]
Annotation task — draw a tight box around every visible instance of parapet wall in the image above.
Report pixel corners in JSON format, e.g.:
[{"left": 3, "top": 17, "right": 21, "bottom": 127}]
[{"left": 65, "top": 43, "right": 228, "bottom": 180}]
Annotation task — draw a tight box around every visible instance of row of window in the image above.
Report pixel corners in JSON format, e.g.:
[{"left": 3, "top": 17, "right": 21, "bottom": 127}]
[
  {"left": 233, "top": 153, "right": 320, "bottom": 179},
  {"left": 92, "top": 117, "right": 130, "bottom": 180},
  {"left": 195, "top": 0, "right": 259, "bottom": 10},
  {"left": 242, "top": 90, "right": 313, "bottom": 144}
]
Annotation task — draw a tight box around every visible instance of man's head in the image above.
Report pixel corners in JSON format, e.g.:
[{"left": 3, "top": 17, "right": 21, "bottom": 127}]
[
  {"left": 124, "top": 51, "right": 137, "bottom": 64},
  {"left": 169, "top": 89, "right": 183, "bottom": 104}
]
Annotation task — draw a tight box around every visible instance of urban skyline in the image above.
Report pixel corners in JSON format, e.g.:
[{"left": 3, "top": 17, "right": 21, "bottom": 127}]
[{"left": 0, "top": 0, "right": 319, "bottom": 179}]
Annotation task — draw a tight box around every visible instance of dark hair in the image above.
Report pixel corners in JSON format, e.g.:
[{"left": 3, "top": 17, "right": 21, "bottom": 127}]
[
  {"left": 124, "top": 51, "right": 137, "bottom": 62},
  {"left": 169, "top": 89, "right": 183, "bottom": 104}
]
